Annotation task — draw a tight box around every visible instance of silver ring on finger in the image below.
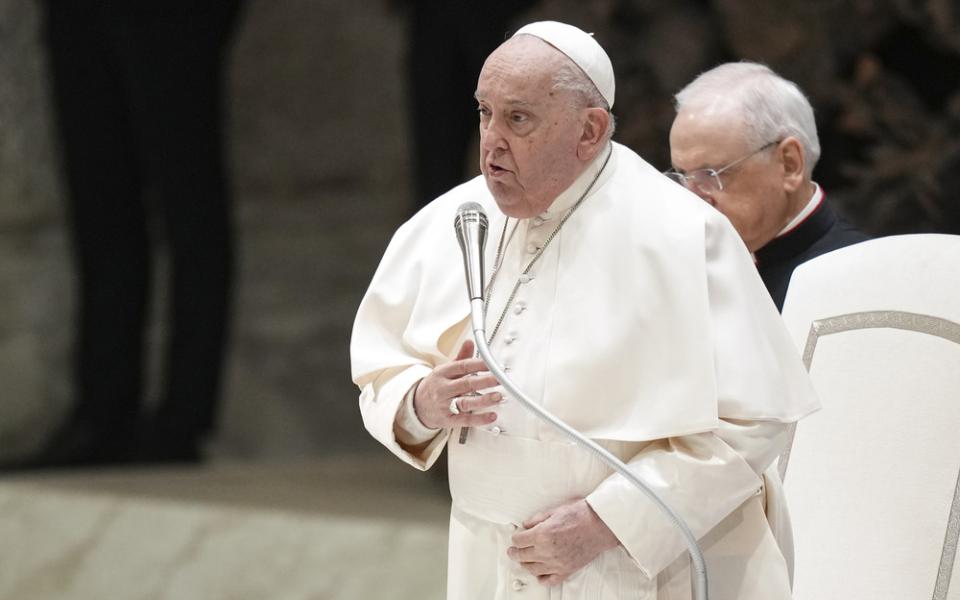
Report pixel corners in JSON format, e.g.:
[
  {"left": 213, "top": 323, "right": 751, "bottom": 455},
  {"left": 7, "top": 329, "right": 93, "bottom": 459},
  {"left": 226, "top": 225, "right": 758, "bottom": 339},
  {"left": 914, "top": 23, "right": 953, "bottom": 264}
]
[{"left": 449, "top": 397, "right": 462, "bottom": 415}]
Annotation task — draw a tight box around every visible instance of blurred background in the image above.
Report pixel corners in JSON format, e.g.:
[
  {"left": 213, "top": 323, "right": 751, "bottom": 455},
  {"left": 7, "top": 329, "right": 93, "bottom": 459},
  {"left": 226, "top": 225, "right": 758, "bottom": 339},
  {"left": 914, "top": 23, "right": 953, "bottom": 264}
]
[
  {"left": 3, "top": 0, "right": 957, "bottom": 467},
  {"left": 0, "top": 0, "right": 958, "bottom": 596}
]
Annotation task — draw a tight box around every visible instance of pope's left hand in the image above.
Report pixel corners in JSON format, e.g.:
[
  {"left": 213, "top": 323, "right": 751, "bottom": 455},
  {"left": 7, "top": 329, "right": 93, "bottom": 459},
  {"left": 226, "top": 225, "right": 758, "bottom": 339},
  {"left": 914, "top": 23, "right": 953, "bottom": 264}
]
[{"left": 507, "top": 498, "right": 620, "bottom": 586}]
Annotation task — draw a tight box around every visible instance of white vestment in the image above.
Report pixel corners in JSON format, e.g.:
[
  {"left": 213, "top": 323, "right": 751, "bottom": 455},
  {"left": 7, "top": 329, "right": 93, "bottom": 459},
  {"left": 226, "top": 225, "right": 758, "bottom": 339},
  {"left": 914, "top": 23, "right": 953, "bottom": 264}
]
[{"left": 351, "top": 142, "right": 819, "bottom": 599}]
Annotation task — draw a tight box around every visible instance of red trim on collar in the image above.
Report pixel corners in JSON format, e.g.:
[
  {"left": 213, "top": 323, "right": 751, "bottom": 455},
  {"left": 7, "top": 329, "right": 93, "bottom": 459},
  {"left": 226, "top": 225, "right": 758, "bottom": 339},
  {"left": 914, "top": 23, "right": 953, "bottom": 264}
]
[{"left": 778, "top": 190, "right": 825, "bottom": 238}]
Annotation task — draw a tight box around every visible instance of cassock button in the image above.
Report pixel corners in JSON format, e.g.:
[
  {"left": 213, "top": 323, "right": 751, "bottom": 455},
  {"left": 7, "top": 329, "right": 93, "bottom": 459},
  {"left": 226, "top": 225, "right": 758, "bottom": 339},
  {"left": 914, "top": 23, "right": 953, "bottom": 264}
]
[
  {"left": 525, "top": 242, "right": 539, "bottom": 254},
  {"left": 513, "top": 302, "right": 526, "bottom": 315},
  {"left": 489, "top": 425, "right": 502, "bottom": 436},
  {"left": 532, "top": 216, "right": 545, "bottom": 227},
  {"left": 512, "top": 578, "right": 526, "bottom": 591},
  {"left": 519, "top": 273, "right": 534, "bottom": 284}
]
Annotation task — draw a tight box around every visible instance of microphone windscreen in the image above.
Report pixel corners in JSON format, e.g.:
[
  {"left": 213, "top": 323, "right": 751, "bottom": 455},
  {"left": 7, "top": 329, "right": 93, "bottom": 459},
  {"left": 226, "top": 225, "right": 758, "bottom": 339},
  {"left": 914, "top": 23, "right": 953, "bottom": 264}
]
[{"left": 454, "top": 202, "right": 487, "bottom": 231}]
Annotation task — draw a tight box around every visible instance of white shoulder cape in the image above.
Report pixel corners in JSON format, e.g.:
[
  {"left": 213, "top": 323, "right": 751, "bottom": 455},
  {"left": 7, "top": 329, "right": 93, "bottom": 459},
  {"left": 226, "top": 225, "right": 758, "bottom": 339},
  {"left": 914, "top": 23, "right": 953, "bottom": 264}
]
[{"left": 351, "top": 143, "right": 818, "bottom": 441}]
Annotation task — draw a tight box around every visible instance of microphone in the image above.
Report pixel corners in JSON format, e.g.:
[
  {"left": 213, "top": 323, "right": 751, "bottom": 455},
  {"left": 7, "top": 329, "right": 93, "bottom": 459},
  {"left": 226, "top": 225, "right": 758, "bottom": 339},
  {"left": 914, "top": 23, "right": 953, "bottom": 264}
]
[
  {"left": 454, "top": 202, "right": 489, "bottom": 333},
  {"left": 454, "top": 202, "right": 488, "bottom": 301},
  {"left": 453, "top": 201, "right": 709, "bottom": 600}
]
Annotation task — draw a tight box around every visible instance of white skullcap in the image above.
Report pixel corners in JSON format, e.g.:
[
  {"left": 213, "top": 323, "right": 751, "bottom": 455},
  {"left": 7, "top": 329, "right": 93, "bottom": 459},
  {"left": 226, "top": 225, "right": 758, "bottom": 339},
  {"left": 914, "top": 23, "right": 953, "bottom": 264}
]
[{"left": 513, "top": 21, "right": 615, "bottom": 108}]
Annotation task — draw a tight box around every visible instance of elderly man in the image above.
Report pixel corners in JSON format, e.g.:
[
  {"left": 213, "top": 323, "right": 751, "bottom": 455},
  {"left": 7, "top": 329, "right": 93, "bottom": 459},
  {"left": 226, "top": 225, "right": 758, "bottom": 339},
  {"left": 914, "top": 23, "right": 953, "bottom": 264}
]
[
  {"left": 667, "top": 62, "right": 870, "bottom": 311},
  {"left": 352, "top": 22, "right": 818, "bottom": 599}
]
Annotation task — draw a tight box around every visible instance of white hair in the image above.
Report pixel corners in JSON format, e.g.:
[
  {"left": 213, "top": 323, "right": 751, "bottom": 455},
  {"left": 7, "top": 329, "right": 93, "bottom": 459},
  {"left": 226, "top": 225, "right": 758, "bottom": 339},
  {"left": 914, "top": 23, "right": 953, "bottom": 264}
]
[
  {"left": 514, "top": 34, "right": 616, "bottom": 139},
  {"left": 551, "top": 57, "right": 616, "bottom": 139},
  {"left": 674, "top": 62, "right": 820, "bottom": 176}
]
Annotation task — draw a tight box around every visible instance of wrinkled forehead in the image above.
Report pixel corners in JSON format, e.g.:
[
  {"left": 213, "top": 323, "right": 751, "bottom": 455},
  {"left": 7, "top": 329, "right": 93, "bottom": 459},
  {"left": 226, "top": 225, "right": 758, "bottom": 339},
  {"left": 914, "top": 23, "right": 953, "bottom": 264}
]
[
  {"left": 676, "top": 95, "right": 748, "bottom": 132},
  {"left": 673, "top": 101, "right": 752, "bottom": 152},
  {"left": 670, "top": 105, "right": 754, "bottom": 167},
  {"left": 477, "top": 36, "right": 564, "bottom": 91}
]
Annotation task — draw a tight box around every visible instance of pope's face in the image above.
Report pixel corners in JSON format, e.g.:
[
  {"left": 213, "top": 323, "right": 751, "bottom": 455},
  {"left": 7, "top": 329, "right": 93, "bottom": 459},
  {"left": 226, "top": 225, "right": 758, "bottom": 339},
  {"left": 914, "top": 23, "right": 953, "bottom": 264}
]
[{"left": 475, "top": 38, "right": 586, "bottom": 219}]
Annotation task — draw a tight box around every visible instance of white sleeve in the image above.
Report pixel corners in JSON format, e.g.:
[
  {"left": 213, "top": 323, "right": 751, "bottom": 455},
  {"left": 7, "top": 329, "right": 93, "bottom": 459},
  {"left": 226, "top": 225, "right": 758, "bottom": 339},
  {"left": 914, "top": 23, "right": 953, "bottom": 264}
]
[
  {"left": 394, "top": 377, "right": 443, "bottom": 446},
  {"left": 358, "top": 364, "right": 450, "bottom": 471},
  {"left": 586, "top": 419, "right": 789, "bottom": 578}
]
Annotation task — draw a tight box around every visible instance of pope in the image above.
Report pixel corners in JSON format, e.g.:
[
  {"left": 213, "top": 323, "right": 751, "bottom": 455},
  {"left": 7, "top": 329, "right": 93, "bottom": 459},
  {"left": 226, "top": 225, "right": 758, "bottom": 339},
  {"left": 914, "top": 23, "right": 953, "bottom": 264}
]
[{"left": 351, "top": 21, "right": 819, "bottom": 599}]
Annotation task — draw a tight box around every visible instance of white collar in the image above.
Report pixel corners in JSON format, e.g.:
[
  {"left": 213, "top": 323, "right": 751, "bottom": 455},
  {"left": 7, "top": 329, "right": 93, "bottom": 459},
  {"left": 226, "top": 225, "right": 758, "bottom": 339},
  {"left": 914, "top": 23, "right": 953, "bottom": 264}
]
[{"left": 777, "top": 183, "right": 823, "bottom": 237}]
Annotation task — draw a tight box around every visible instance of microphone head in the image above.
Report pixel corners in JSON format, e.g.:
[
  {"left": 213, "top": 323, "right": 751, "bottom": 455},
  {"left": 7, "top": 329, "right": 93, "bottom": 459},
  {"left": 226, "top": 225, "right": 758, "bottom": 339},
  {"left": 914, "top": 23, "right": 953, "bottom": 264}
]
[
  {"left": 454, "top": 202, "right": 488, "bottom": 301},
  {"left": 454, "top": 202, "right": 488, "bottom": 238}
]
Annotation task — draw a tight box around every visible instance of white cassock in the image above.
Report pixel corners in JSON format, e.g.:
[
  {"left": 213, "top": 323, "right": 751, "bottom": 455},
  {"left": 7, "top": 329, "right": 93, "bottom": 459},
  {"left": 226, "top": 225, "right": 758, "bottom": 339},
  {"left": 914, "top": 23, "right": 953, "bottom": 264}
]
[{"left": 351, "top": 142, "right": 819, "bottom": 599}]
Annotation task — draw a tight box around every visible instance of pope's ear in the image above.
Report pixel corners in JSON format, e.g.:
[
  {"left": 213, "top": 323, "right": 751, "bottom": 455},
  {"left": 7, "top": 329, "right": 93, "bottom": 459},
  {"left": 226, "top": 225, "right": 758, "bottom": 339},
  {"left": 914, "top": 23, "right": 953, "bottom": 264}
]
[{"left": 578, "top": 108, "right": 610, "bottom": 161}]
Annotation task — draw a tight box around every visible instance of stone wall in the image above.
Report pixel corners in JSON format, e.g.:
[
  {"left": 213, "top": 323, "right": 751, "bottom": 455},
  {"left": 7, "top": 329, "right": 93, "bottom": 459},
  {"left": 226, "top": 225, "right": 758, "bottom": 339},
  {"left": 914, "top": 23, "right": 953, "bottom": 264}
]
[
  {"left": 0, "top": 0, "right": 72, "bottom": 457},
  {"left": 0, "top": 0, "right": 412, "bottom": 460}
]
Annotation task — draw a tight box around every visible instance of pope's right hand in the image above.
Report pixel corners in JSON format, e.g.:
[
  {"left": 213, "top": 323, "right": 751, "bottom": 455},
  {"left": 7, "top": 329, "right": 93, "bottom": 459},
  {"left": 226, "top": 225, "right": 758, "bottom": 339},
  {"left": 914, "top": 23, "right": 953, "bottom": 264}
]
[{"left": 413, "top": 340, "right": 502, "bottom": 430}]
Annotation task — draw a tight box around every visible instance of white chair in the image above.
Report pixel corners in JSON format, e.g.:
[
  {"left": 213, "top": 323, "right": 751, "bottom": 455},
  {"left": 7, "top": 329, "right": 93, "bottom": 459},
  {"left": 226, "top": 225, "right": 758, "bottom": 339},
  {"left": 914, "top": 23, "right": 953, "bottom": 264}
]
[{"left": 778, "top": 233, "right": 960, "bottom": 600}]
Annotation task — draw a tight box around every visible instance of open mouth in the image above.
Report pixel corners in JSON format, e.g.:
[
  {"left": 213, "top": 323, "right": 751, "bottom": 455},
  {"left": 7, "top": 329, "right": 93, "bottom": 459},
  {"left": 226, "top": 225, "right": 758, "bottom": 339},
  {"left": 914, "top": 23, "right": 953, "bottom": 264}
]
[{"left": 487, "top": 163, "right": 509, "bottom": 176}]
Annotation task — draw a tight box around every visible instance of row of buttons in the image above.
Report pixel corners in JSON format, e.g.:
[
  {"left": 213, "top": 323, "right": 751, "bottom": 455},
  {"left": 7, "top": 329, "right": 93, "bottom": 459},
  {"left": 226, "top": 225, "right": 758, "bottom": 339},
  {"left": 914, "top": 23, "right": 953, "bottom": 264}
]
[
  {"left": 531, "top": 211, "right": 553, "bottom": 228},
  {"left": 486, "top": 227, "right": 542, "bottom": 442},
  {"left": 509, "top": 521, "right": 527, "bottom": 591}
]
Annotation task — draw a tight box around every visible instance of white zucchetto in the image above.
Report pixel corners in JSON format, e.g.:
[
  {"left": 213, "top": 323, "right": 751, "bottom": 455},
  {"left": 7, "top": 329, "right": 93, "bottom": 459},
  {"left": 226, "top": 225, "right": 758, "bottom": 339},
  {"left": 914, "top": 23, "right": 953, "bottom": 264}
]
[{"left": 513, "top": 21, "right": 615, "bottom": 108}]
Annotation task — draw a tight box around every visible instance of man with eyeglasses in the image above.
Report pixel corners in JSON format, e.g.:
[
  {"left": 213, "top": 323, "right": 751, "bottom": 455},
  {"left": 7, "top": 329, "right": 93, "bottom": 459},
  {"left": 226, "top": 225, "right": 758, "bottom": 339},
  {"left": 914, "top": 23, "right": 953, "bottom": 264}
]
[{"left": 666, "top": 62, "right": 869, "bottom": 310}]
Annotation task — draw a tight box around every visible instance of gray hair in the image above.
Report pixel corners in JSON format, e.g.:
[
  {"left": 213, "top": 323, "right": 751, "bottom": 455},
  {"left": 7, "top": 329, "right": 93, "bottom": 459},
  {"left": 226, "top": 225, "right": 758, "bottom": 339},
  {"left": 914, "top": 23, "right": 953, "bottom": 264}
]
[
  {"left": 551, "top": 54, "right": 617, "bottom": 140},
  {"left": 674, "top": 62, "right": 820, "bottom": 176}
]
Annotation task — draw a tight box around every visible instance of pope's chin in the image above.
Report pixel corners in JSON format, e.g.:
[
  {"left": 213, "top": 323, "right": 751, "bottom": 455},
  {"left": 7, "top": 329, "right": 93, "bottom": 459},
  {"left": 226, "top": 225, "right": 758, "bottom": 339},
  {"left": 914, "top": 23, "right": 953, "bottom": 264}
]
[{"left": 484, "top": 181, "right": 526, "bottom": 217}]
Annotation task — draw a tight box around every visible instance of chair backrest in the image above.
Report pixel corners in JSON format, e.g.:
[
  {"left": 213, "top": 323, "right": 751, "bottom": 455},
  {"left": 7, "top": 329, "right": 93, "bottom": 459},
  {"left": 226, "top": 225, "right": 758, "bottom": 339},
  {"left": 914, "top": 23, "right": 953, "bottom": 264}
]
[{"left": 779, "top": 234, "right": 960, "bottom": 600}]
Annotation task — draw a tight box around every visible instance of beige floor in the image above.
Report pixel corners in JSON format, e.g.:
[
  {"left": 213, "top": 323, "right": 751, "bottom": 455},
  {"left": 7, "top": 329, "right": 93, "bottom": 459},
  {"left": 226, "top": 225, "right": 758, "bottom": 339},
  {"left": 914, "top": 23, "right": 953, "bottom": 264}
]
[{"left": 0, "top": 456, "right": 451, "bottom": 600}]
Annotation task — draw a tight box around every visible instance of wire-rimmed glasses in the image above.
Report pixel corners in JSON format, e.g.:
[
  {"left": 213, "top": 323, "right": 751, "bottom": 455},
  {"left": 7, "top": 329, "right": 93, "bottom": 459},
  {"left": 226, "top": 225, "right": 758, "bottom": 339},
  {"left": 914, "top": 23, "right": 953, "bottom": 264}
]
[{"left": 664, "top": 140, "right": 779, "bottom": 193}]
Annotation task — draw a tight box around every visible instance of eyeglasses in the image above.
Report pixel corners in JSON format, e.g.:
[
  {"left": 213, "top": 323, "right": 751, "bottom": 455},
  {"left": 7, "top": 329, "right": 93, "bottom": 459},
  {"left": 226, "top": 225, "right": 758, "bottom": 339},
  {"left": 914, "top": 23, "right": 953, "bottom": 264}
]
[{"left": 664, "top": 141, "right": 779, "bottom": 193}]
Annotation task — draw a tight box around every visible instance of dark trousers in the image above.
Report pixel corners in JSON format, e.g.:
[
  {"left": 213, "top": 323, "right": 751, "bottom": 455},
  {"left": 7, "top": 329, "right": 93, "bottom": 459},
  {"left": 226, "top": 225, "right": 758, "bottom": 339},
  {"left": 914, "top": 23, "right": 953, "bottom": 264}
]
[{"left": 45, "top": 1, "right": 242, "bottom": 457}]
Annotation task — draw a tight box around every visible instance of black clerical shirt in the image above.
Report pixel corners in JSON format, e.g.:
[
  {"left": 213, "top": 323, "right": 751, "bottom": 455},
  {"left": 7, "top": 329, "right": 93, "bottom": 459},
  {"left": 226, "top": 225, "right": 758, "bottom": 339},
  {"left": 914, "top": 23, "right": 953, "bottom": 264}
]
[{"left": 756, "top": 199, "right": 871, "bottom": 311}]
